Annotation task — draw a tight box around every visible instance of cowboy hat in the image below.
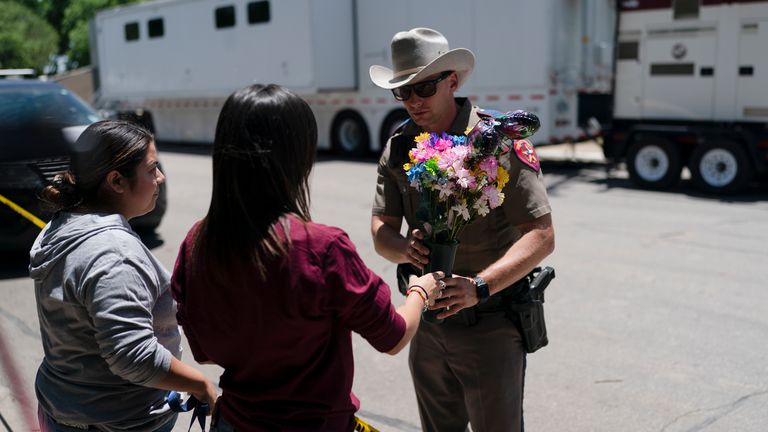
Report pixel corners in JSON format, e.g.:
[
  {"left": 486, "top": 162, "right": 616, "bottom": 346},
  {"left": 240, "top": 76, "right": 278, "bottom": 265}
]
[{"left": 369, "top": 27, "right": 475, "bottom": 90}]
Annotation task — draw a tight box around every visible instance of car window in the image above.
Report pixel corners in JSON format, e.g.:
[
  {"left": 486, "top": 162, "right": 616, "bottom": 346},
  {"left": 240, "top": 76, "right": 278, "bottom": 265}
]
[{"left": 0, "top": 87, "right": 100, "bottom": 128}]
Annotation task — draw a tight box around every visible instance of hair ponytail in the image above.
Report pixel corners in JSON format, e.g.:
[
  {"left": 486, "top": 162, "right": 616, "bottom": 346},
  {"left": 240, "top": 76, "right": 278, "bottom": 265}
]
[
  {"left": 39, "top": 171, "right": 83, "bottom": 211},
  {"left": 38, "top": 120, "right": 152, "bottom": 213}
]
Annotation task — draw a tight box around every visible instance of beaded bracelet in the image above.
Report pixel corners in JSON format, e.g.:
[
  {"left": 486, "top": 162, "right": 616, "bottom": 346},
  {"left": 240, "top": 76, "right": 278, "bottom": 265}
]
[{"left": 407, "top": 285, "right": 429, "bottom": 312}]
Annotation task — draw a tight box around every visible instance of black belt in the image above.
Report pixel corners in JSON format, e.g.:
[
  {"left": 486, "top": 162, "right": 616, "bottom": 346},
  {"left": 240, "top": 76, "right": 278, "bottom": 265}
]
[{"left": 441, "top": 278, "right": 529, "bottom": 326}]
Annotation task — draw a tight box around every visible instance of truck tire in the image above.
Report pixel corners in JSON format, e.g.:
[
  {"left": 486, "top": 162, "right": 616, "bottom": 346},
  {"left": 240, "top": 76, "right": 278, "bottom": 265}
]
[
  {"left": 379, "top": 109, "right": 410, "bottom": 153},
  {"left": 626, "top": 136, "right": 681, "bottom": 190},
  {"left": 331, "top": 111, "right": 370, "bottom": 156},
  {"left": 689, "top": 141, "right": 752, "bottom": 194}
]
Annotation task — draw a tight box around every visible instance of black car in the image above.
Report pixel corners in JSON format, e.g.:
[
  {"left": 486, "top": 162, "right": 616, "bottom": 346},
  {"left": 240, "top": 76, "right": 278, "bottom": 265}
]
[{"left": 0, "top": 79, "right": 167, "bottom": 251}]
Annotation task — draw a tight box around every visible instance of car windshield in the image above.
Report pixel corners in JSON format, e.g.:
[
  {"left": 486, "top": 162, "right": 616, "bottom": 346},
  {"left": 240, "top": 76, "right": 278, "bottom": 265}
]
[{"left": 0, "top": 86, "right": 100, "bottom": 128}]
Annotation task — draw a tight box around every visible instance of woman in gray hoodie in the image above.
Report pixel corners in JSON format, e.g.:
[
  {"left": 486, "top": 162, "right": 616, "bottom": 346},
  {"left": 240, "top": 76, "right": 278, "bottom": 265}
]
[{"left": 29, "top": 120, "right": 217, "bottom": 431}]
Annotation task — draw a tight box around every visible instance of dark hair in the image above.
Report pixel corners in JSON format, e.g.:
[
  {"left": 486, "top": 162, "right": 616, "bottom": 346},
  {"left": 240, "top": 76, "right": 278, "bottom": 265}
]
[
  {"left": 40, "top": 120, "right": 153, "bottom": 211},
  {"left": 196, "top": 84, "right": 317, "bottom": 279}
]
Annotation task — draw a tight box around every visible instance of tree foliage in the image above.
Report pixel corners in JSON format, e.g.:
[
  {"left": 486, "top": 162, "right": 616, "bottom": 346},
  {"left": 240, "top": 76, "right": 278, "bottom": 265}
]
[
  {"left": 63, "top": 0, "right": 141, "bottom": 69},
  {"left": 5, "top": 0, "right": 141, "bottom": 71},
  {"left": 0, "top": 1, "right": 59, "bottom": 73}
]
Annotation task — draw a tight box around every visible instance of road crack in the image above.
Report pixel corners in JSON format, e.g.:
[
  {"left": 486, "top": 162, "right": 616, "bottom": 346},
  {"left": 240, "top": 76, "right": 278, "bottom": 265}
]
[{"left": 659, "top": 389, "right": 768, "bottom": 432}]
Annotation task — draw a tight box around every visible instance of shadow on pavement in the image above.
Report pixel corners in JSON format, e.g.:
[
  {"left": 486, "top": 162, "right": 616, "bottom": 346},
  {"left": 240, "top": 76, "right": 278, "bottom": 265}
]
[
  {"left": 589, "top": 166, "right": 768, "bottom": 204},
  {"left": 536, "top": 159, "right": 768, "bottom": 202}
]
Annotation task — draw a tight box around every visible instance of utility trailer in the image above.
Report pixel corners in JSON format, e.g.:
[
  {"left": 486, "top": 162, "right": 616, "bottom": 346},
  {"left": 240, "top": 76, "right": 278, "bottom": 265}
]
[
  {"left": 604, "top": 0, "right": 768, "bottom": 194},
  {"left": 91, "top": 0, "right": 616, "bottom": 154}
]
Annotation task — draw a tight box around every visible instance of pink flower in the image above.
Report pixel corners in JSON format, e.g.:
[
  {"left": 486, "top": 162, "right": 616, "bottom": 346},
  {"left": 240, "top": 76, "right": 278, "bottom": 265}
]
[
  {"left": 438, "top": 152, "right": 456, "bottom": 170},
  {"left": 482, "top": 186, "right": 504, "bottom": 208},
  {"left": 451, "top": 145, "right": 469, "bottom": 161},
  {"left": 456, "top": 168, "right": 476, "bottom": 189},
  {"left": 434, "top": 137, "right": 453, "bottom": 152},
  {"left": 479, "top": 157, "right": 498, "bottom": 180},
  {"left": 412, "top": 144, "right": 435, "bottom": 162}
]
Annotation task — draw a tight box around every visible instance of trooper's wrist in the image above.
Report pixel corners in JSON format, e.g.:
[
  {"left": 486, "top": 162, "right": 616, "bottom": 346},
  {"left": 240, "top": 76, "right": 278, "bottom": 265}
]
[{"left": 473, "top": 276, "right": 490, "bottom": 304}]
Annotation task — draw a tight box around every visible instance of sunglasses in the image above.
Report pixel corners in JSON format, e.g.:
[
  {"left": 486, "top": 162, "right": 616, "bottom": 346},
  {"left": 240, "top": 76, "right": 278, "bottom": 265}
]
[{"left": 391, "top": 71, "right": 453, "bottom": 101}]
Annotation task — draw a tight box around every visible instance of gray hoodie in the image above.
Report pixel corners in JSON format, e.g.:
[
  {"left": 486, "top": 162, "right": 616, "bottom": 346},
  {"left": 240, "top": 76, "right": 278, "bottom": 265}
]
[{"left": 29, "top": 212, "right": 181, "bottom": 431}]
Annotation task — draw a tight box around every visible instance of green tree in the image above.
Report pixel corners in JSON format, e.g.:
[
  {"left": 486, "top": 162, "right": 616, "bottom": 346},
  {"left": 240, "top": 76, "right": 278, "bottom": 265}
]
[
  {"left": 63, "top": 0, "right": 141, "bottom": 69},
  {"left": 0, "top": 1, "right": 59, "bottom": 73}
]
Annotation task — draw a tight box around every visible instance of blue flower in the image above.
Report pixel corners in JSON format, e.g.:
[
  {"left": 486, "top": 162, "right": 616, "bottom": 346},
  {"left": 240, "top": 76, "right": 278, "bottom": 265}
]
[{"left": 407, "top": 162, "right": 426, "bottom": 183}]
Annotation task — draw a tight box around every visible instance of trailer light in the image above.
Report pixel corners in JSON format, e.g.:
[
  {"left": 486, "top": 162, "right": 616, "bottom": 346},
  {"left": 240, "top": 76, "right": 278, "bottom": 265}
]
[
  {"left": 612, "top": 132, "right": 627, "bottom": 141},
  {"left": 677, "top": 135, "right": 698, "bottom": 145}
]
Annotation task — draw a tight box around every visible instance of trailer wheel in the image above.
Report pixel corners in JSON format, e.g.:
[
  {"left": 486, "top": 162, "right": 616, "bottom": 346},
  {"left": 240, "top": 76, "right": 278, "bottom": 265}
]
[
  {"left": 379, "top": 109, "right": 410, "bottom": 152},
  {"left": 331, "top": 111, "right": 370, "bottom": 156},
  {"left": 689, "top": 141, "right": 752, "bottom": 194},
  {"left": 626, "top": 136, "right": 681, "bottom": 190}
]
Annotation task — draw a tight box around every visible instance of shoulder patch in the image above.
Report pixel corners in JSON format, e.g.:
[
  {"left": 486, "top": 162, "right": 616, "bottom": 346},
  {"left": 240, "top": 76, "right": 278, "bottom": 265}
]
[{"left": 513, "top": 139, "right": 540, "bottom": 171}]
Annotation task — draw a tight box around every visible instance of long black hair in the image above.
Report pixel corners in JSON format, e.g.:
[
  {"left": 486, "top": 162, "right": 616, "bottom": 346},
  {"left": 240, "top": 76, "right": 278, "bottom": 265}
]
[{"left": 195, "top": 84, "right": 317, "bottom": 278}]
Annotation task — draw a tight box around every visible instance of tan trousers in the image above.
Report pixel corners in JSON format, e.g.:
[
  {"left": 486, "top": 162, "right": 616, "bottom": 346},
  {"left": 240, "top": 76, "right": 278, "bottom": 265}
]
[{"left": 408, "top": 312, "right": 526, "bottom": 432}]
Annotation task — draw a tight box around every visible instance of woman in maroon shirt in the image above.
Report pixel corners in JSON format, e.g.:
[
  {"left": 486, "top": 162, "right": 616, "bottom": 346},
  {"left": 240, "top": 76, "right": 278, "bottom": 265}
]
[{"left": 171, "top": 84, "right": 443, "bottom": 431}]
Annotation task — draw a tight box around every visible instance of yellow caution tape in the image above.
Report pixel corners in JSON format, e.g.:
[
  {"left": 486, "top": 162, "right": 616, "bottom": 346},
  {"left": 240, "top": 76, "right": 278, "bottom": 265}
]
[
  {"left": 0, "top": 193, "right": 45, "bottom": 229},
  {"left": 353, "top": 416, "right": 380, "bottom": 432}
]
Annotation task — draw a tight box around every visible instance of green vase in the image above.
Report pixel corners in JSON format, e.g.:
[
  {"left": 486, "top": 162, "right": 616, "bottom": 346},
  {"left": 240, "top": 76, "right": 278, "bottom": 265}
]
[{"left": 421, "top": 239, "right": 459, "bottom": 324}]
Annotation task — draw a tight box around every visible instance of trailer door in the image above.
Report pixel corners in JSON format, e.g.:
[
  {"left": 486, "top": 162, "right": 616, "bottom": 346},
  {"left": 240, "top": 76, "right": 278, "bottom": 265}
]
[
  {"left": 736, "top": 20, "right": 768, "bottom": 121},
  {"left": 642, "top": 26, "right": 717, "bottom": 119}
]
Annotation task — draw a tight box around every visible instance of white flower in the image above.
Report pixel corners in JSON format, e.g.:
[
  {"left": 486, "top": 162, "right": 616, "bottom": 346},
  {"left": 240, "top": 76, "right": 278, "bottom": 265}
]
[
  {"left": 451, "top": 203, "right": 470, "bottom": 221},
  {"left": 435, "top": 182, "right": 454, "bottom": 199},
  {"left": 473, "top": 201, "right": 490, "bottom": 217}
]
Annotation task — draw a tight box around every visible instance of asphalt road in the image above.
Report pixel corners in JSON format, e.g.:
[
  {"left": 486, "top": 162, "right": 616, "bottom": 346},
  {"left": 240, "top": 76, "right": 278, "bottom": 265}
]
[{"left": 1, "top": 146, "right": 767, "bottom": 432}]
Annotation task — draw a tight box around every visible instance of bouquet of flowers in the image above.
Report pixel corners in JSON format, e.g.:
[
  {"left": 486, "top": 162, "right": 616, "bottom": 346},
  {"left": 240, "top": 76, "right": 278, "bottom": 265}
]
[{"left": 403, "top": 110, "right": 540, "bottom": 244}]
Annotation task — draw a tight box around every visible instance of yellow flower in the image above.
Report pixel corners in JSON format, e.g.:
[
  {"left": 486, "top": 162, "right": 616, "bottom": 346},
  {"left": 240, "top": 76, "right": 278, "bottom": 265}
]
[
  {"left": 497, "top": 167, "right": 510, "bottom": 190},
  {"left": 464, "top": 126, "right": 472, "bottom": 135},
  {"left": 415, "top": 132, "right": 430, "bottom": 143},
  {"left": 403, "top": 163, "right": 411, "bottom": 171}
]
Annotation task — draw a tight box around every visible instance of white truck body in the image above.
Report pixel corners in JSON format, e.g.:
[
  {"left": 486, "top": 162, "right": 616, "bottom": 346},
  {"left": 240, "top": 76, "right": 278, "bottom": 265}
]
[
  {"left": 614, "top": 0, "right": 768, "bottom": 122},
  {"left": 92, "top": 0, "right": 616, "bottom": 152},
  {"left": 605, "top": 0, "right": 768, "bottom": 193}
]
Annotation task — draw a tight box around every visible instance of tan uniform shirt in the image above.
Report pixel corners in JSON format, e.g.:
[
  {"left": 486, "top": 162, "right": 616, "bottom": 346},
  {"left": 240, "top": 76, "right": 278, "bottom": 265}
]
[{"left": 373, "top": 98, "right": 551, "bottom": 277}]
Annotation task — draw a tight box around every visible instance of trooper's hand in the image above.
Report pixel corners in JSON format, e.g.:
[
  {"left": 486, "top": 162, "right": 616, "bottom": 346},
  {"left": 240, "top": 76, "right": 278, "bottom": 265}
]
[
  {"left": 405, "top": 229, "right": 430, "bottom": 270},
  {"left": 430, "top": 275, "right": 479, "bottom": 318}
]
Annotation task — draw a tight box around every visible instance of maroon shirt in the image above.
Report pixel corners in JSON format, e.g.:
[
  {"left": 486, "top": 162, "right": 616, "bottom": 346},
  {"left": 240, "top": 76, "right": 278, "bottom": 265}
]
[{"left": 171, "top": 215, "right": 405, "bottom": 431}]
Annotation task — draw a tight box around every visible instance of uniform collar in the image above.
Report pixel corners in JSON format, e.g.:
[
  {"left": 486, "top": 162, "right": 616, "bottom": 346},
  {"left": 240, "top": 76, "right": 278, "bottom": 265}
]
[{"left": 402, "top": 98, "right": 480, "bottom": 136}]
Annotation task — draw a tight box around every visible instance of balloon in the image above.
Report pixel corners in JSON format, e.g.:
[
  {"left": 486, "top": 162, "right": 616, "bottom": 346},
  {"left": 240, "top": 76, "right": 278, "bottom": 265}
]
[{"left": 467, "top": 109, "right": 540, "bottom": 154}]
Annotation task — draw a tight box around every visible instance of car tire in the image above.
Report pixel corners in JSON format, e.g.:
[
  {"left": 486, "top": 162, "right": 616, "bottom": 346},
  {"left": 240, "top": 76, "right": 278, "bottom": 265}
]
[
  {"left": 331, "top": 111, "right": 370, "bottom": 157},
  {"left": 689, "top": 141, "right": 752, "bottom": 194},
  {"left": 626, "top": 135, "right": 682, "bottom": 190}
]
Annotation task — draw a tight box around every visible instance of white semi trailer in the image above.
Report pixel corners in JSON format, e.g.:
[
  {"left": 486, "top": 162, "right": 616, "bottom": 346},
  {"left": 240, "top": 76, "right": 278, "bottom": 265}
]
[
  {"left": 604, "top": 0, "right": 768, "bottom": 193},
  {"left": 91, "top": 0, "right": 616, "bottom": 154}
]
